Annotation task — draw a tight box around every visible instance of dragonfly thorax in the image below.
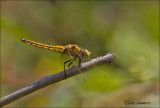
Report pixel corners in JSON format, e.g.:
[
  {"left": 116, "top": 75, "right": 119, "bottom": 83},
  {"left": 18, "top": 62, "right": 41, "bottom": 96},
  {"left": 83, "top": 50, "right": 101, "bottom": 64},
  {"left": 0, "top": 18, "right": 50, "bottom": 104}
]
[{"left": 63, "top": 44, "right": 90, "bottom": 59}]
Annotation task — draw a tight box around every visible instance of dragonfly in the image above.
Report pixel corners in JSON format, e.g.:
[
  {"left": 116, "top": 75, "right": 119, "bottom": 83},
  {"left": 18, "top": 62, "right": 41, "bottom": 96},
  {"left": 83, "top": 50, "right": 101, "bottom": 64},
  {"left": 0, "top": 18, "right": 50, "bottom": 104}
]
[{"left": 20, "top": 39, "right": 91, "bottom": 78}]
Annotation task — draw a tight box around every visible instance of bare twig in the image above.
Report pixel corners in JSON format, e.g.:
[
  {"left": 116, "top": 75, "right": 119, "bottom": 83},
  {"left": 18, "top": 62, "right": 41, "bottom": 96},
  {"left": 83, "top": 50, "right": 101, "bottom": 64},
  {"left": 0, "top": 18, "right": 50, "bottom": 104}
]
[{"left": 0, "top": 53, "right": 116, "bottom": 107}]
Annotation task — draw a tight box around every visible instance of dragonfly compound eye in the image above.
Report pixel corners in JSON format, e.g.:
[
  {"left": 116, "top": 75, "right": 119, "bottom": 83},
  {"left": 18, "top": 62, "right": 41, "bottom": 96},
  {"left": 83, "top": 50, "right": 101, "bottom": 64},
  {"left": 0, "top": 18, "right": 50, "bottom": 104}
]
[{"left": 82, "top": 49, "right": 90, "bottom": 58}]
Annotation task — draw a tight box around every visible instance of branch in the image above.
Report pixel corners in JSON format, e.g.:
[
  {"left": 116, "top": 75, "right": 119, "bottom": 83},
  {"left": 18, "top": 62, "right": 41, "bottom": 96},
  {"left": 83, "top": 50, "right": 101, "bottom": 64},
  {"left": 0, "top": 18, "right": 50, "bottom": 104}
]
[{"left": 0, "top": 53, "right": 116, "bottom": 107}]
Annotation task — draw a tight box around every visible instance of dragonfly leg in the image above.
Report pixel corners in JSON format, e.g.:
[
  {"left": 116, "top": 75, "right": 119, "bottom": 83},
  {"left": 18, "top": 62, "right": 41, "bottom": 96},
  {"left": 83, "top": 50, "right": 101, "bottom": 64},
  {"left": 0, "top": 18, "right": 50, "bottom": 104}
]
[
  {"left": 68, "top": 57, "right": 77, "bottom": 68},
  {"left": 78, "top": 58, "right": 82, "bottom": 67},
  {"left": 64, "top": 59, "right": 72, "bottom": 78},
  {"left": 68, "top": 61, "right": 73, "bottom": 68}
]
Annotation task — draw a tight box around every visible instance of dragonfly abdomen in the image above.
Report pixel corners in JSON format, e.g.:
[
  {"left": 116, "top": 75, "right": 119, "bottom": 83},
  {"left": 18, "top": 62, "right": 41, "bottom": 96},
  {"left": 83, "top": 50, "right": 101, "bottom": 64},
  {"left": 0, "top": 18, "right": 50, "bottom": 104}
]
[{"left": 20, "top": 39, "right": 64, "bottom": 54}]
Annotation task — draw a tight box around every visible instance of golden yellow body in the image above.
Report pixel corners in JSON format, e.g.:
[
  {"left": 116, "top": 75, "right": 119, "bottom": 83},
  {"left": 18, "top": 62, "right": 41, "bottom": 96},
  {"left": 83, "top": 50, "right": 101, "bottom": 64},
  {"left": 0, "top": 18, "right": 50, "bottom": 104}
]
[{"left": 20, "top": 39, "right": 90, "bottom": 59}]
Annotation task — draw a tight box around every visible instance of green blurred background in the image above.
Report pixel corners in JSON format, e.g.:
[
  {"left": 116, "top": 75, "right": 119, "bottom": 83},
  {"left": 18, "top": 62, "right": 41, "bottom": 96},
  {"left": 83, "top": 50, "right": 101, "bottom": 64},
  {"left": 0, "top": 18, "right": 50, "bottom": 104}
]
[{"left": 1, "top": 1, "right": 159, "bottom": 107}]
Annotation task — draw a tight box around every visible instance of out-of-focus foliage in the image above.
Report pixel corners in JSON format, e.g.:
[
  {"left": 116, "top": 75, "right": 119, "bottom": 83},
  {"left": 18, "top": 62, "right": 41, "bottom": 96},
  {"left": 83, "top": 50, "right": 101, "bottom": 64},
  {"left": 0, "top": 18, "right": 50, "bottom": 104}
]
[{"left": 1, "top": 1, "right": 159, "bottom": 107}]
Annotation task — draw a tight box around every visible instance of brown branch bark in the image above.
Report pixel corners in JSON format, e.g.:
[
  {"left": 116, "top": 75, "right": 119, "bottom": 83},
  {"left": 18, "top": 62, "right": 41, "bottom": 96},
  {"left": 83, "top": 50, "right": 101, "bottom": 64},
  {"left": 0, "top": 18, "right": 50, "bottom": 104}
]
[{"left": 0, "top": 53, "right": 116, "bottom": 107}]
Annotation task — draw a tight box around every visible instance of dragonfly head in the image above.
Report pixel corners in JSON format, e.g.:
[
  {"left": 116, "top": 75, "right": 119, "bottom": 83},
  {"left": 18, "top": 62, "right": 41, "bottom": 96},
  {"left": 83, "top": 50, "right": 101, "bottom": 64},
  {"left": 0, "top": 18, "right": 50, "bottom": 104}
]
[{"left": 82, "top": 49, "right": 91, "bottom": 58}]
